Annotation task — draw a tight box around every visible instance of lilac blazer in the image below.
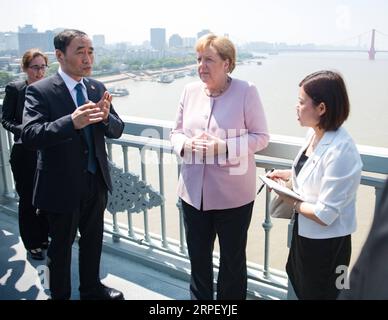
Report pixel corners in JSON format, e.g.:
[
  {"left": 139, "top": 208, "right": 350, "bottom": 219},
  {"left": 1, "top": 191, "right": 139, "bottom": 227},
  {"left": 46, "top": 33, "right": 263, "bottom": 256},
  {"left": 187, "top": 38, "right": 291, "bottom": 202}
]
[{"left": 170, "top": 78, "right": 269, "bottom": 211}]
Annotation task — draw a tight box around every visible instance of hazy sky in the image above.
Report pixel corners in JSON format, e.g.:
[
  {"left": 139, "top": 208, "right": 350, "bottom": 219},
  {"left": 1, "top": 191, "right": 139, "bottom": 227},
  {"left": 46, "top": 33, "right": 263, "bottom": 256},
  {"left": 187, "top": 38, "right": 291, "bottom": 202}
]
[{"left": 1, "top": 0, "right": 388, "bottom": 46}]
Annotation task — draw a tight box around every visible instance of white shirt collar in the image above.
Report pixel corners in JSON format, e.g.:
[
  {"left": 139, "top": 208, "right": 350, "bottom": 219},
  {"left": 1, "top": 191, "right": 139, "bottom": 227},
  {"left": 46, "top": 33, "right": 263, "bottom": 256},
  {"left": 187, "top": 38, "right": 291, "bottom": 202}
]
[{"left": 58, "top": 67, "right": 86, "bottom": 92}]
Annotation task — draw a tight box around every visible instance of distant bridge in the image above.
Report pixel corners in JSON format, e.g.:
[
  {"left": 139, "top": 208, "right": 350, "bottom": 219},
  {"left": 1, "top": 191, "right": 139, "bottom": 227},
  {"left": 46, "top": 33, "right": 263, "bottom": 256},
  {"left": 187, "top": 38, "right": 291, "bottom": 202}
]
[
  {"left": 270, "top": 29, "right": 388, "bottom": 60},
  {"left": 272, "top": 47, "right": 388, "bottom": 56}
]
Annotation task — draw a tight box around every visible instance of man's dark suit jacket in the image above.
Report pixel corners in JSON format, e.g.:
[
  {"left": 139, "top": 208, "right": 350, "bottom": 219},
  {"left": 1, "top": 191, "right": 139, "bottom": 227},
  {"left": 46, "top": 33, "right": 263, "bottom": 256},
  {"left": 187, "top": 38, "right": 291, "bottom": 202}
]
[
  {"left": 1, "top": 80, "right": 27, "bottom": 142},
  {"left": 21, "top": 73, "right": 124, "bottom": 215},
  {"left": 339, "top": 179, "right": 388, "bottom": 299}
]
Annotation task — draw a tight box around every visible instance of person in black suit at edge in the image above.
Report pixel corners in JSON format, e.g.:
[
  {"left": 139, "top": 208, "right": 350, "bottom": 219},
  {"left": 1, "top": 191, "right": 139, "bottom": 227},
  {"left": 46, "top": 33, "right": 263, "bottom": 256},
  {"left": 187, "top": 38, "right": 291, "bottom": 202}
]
[
  {"left": 2, "top": 49, "right": 49, "bottom": 260},
  {"left": 339, "top": 179, "right": 388, "bottom": 300},
  {"left": 21, "top": 29, "right": 125, "bottom": 300}
]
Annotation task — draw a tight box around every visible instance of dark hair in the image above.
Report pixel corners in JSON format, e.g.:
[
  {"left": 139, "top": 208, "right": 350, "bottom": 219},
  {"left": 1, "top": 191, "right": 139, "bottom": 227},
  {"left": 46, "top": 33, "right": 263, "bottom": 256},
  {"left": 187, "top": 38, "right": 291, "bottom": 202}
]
[
  {"left": 21, "top": 48, "right": 48, "bottom": 70},
  {"left": 54, "top": 29, "right": 88, "bottom": 53},
  {"left": 299, "top": 70, "right": 350, "bottom": 131}
]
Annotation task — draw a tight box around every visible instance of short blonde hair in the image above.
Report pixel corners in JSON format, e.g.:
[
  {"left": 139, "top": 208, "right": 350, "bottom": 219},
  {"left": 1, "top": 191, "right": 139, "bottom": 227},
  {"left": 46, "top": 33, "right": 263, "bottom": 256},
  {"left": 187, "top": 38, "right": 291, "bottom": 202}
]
[{"left": 195, "top": 34, "right": 236, "bottom": 73}]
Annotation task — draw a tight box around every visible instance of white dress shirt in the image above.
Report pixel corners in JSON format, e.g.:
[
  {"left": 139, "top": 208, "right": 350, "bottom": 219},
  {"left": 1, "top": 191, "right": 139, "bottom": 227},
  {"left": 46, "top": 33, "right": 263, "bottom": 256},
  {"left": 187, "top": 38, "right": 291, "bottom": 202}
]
[{"left": 58, "top": 67, "right": 88, "bottom": 106}]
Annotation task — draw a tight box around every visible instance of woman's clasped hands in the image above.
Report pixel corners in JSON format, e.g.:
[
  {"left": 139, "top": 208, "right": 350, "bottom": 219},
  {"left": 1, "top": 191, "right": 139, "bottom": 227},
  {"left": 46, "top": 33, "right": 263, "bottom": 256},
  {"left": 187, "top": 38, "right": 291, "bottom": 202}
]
[{"left": 184, "top": 131, "right": 227, "bottom": 158}]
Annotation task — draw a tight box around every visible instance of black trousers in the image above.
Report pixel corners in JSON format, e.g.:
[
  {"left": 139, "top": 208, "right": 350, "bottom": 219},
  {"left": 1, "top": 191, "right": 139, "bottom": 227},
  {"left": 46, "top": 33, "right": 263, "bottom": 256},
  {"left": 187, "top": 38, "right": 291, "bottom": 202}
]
[
  {"left": 10, "top": 144, "right": 48, "bottom": 250},
  {"left": 182, "top": 200, "right": 253, "bottom": 300},
  {"left": 286, "top": 214, "right": 352, "bottom": 300},
  {"left": 45, "top": 170, "right": 107, "bottom": 300}
]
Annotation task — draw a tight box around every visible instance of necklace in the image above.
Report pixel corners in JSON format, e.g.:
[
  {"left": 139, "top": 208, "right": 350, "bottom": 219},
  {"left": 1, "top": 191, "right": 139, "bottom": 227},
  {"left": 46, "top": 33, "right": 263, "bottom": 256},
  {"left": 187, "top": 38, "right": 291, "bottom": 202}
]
[{"left": 205, "top": 76, "right": 232, "bottom": 98}]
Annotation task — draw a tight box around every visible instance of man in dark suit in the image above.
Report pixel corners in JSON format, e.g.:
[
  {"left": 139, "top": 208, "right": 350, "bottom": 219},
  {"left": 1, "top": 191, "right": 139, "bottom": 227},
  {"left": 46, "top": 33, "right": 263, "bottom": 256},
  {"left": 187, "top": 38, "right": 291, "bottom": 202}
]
[
  {"left": 339, "top": 179, "right": 388, "bottom": 299},
  {"left": 21, "top": 29, "right": 125, "bottom": 300}
]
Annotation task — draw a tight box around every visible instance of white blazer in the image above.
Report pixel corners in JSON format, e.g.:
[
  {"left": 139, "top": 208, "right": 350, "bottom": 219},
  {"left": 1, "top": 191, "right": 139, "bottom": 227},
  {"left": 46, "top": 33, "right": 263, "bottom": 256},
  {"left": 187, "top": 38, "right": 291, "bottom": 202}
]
[{"left": 292, "top": 127, "right": 362, "bottom": 239}]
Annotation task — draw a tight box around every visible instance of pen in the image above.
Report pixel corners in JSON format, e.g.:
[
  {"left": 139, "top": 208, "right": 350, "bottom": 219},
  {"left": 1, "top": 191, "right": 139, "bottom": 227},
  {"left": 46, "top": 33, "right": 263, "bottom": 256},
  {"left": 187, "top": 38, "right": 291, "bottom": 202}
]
[{"left": 257, "top": 168, "right": 275, "bottom": 195}]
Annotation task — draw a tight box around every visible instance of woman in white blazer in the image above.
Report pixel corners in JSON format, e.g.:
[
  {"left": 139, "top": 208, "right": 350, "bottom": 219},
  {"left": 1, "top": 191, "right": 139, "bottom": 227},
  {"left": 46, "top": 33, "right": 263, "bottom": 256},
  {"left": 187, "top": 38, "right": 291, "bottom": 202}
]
[{"left": 268, "top": 70, "right": 362, "bottom": 300}]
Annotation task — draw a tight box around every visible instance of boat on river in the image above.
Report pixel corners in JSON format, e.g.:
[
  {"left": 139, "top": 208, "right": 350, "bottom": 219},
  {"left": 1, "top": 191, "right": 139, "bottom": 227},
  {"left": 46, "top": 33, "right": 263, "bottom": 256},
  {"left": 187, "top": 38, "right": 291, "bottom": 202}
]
[
  {"left": 107, "top": 87, "right": 129, "bottom": 97},
  {"left": 158, "top": 74, "right": 174, "bottom": 83}
]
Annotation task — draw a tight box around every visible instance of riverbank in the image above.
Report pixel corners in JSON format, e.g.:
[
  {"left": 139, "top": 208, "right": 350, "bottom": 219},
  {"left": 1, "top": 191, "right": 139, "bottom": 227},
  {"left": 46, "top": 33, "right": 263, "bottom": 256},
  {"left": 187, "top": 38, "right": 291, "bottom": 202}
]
[
  {"left": 95, "top": 64, "right": 198, "bottom": 85},
  {"left": 95, "top": 56, "right": 267, "bottom": 85},
  {"left": 95, "top": 73, "right": 132, "bottom": 84}
]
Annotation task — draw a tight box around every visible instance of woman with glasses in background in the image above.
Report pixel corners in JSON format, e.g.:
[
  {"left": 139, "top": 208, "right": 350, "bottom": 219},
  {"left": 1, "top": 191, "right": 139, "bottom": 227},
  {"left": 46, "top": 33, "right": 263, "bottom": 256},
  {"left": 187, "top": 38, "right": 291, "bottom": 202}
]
[{"left": 1, "top": 48, "right": 49, "bottom": 260}]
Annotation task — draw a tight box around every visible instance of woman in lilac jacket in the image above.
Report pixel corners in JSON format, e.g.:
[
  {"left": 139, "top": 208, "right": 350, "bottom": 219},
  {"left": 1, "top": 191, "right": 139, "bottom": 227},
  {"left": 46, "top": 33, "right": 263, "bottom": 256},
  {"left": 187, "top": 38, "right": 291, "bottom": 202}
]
[{"left": 170, "top": 34, "right": 269, "bottom": 300}]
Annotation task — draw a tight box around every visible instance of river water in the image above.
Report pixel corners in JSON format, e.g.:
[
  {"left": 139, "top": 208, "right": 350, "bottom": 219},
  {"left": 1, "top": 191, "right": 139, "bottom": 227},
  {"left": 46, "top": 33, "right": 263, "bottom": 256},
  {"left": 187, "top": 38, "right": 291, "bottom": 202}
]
[{"left": 111, "top": 51, "right": 388, "bottom": 148}]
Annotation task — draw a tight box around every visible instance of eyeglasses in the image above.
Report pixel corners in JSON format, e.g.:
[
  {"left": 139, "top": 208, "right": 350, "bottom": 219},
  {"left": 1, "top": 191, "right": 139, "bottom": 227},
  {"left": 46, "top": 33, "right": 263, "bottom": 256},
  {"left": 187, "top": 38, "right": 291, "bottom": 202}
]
[{"left": 29, "top": 65, "right": 48, "bottom": 71}]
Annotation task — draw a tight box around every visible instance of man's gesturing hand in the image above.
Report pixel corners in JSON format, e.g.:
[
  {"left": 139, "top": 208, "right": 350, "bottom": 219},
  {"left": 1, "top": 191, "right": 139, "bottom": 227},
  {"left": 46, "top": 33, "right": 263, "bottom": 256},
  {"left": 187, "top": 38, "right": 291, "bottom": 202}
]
[
  {"left": 72, "top": 102, "right": 104, "bottom": 129},
  {"left": 96, "top": 91, "right": 112, "bottom": 123}
]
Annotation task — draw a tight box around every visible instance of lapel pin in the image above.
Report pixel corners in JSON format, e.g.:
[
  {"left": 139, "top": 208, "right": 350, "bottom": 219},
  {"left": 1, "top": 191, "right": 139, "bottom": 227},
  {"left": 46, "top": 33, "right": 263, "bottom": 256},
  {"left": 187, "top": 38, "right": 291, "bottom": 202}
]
[{"left": 91, "top": 85, "right": 95, "bottom": 90}]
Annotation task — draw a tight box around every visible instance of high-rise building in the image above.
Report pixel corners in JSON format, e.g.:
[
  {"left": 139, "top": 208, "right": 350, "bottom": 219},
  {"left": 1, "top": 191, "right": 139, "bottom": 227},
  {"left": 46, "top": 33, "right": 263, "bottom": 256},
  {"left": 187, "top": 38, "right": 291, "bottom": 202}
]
[
  {"left": 150, "top": 28, "right": 166, "bottom": 51},
  {"left": 197, "top": 29, "right": 211, "bottom": 39},
  {"left": 93, "top": 34, "right": 105, "bottom": 48},
  {"left": 182, "top": 37, "right": 196, "bottom": 48},
  {"left": 0, "top": 33, "right": 4, "bottom": 51},
  {"left": 17, "top": 25, "right": 54, "bottom": 55},
  {"left": 0, "top": 32, "right": 18, "bottom": 51},
  {"left": 169, "top": 34, "right": 183, "bottom": 48},
  {"left": 18, "top": 24, "right": 37, "bottom": 34}
]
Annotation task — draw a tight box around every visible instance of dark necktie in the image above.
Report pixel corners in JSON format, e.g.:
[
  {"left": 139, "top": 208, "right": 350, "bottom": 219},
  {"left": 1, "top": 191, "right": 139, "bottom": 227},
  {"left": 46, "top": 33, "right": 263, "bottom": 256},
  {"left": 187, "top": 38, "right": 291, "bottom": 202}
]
[{"left": 75, "top": 83, "right": 97, "bottom": 174}]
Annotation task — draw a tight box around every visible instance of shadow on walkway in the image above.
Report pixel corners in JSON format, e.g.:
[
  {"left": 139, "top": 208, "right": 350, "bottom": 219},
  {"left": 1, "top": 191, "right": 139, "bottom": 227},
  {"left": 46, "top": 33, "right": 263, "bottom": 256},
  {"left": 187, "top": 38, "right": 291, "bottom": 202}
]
[
  {"left": 0, "top": 228, "right": 48, "bottom": 300},
  {"left": 0, "top": 211, "right": 189, "bottom": 300}
]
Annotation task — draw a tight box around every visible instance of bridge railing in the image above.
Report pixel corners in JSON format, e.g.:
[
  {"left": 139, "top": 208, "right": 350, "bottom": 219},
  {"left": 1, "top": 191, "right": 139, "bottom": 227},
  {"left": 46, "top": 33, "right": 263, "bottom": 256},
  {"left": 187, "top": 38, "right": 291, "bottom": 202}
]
[{"left": 108, "top": 116, "right": 387, "bottom": 264}]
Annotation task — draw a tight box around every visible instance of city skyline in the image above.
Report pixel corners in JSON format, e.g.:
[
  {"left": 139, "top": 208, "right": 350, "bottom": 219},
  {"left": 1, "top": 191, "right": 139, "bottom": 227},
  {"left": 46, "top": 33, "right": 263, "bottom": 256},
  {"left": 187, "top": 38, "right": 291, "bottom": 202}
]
[{"left": 1, "top": 0, "right": 388, "bottom": 47}]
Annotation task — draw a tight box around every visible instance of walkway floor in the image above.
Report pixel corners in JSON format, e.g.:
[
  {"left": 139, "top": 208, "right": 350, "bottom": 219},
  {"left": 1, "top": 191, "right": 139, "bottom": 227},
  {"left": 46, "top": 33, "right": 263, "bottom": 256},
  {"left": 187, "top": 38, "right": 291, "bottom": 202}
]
[{"left": 0, "top": 211, "right": 190, "bottom": 300}]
